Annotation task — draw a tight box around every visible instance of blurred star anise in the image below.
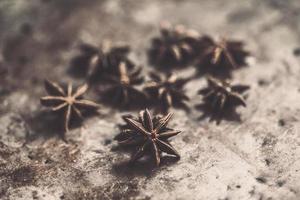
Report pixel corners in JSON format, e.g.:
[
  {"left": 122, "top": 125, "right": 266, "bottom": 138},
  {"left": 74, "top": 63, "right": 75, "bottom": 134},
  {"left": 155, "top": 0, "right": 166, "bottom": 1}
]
[
  {"left": 115, "top": 109, "right": 181, "bottom": 166},
  {"left": 40, "top": 80, "right": 100, "bottom": 132},
  {"left": 144, "top": 72, "right": 190, "bottom": 112},
  {"left": 198, "top": 76, "right": 249, "bottom": 122},
  {"left": 149, "top": 21, "right": 200, "bottom": 68},
  {"left": 71, "top": 40, "right": 134, "bottom": 82},
  {"left": 196, "top": 36, "right": 250, "bottom": 77},
  {"left": 101, "top": 62, "right": 146, "bottom": 106}
]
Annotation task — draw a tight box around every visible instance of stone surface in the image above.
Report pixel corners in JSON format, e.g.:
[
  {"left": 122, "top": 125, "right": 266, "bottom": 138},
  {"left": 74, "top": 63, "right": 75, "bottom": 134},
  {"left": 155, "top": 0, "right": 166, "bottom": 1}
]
[{"left": 1, "top": 0, "right": 300, "bottom": 199}]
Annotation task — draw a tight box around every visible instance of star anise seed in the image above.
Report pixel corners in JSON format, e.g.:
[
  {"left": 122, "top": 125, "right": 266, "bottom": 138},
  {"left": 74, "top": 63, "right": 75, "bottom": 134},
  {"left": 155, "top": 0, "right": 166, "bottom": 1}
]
[
  {"left": 115, "top": 109, "right": 181, "bottom": 166},
  {"left": 198, "top": 76, "right": 249, "bottom": 122},
  {"left": 101, "top": 62, "right": 146, "bottom": 106},
  {"left": 144, "top": 72, "right": 190, "bottom": 112},
  {"left": 40, "top": 80, "right": 100, "bottom": 132},
  {"left": 149, "top": 21, "right": 200, "bottom": 68},
  {"left": 196, "top": 36, "right": 250, "bottom": 77}
]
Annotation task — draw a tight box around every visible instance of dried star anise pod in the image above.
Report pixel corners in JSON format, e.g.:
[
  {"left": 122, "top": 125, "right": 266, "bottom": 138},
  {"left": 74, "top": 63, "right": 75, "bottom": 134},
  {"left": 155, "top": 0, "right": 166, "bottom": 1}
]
[
  {"left": 198, "top": 76, "right": 249, "bottom": 123},
  {"left": 71, "top": 40, "right": 134, "bottom": 81},
  {"left": 196, "top": 36, "right": 250, "bottom": 77},
  {"left": 149, "top": 21, "right": 200, "bottom": 68},
  {"left": 144, "top": 72, "right": 190, "bottom": 112},
  {"left": 100, "top": 61, "right": 146, "bottom": 106},
  {"left": 40, "top": 80, "right": 100, "bottom": 132},
  {"left": 115, "top": 109, "right": 181, "bottom": 166}
]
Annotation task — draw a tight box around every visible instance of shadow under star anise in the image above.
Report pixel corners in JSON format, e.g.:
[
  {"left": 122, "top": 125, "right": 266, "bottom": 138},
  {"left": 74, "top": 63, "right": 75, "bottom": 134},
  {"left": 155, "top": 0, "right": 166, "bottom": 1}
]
[
  {"left": 195, "top": 103, "right": 242, "bottom": 124},
  {"left": 111, "top": 155, "right": 179, "bottom": 177},
  {"left": 25, "top": 111, "right": 66, "bottom": 141}
]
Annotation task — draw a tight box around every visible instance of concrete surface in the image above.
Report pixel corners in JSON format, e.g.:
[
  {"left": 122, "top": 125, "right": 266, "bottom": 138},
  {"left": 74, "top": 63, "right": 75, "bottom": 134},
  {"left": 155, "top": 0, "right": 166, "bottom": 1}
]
[{"left": 0, "top": 0, "right": 300, "bottom": 199}]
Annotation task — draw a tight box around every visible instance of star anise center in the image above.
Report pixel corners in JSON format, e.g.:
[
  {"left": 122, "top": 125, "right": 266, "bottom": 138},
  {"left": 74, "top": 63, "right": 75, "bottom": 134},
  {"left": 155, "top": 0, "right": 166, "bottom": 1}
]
[
  {"left": 215, "top": 80, "right": 232, "bottom": 93},
  {"left": 150, "top": 130, "right": 158, "bottom": 140},
  {"left": 65, "top": 96, "right": 76, "bottom": 105}
]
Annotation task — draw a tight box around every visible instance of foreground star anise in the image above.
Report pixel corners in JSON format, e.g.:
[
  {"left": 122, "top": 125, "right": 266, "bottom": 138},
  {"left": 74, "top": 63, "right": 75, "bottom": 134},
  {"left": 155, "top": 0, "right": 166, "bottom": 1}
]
[
  {"left": 144, "top": 72, "right": 190, "bottom": 112},
  {"left": 115, "top": 109, "right": 181, "bottom": 166},
  {"left": 149, "top": 21, "right": 200, "bottom": 68},
  {"left": 196, "top": 36, "right": 250, "bottom": 77},
  {"left": 40, "top": 80, "right": 100, "bottom": 132},
  {"left": 101, "top": 61, "right": 146, "bottom": 106},
  {"left": 198, "top": 76, "right": 249, "bottom": 122},
  {"left": 71, "top": 40, "right": 134, "bottom": 82}
]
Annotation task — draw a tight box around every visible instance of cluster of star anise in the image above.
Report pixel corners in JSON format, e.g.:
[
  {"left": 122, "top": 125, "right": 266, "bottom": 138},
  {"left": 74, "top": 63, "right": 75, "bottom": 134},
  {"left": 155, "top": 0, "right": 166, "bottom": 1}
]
[
  {"left": 69, "top": 37, "right": 192, "bottom": 110},
  {"left": 70, "top": 40, "right": 148, "bottom": 107},
  {"left": 149, "top": 22, "right": 250, "bottom": 78},
  {"left": 38, "top": 21, "right": 252, "bottom": 168},
  {"left": 147, "top": 22, "right": 251, "bottom": 123}
]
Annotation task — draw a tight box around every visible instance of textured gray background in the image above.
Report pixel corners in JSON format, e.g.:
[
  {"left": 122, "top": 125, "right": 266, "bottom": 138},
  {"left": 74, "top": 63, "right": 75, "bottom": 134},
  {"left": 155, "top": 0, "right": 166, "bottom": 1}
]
[{"left": 1, "top": 0, "right": 300, "bottom": 199}]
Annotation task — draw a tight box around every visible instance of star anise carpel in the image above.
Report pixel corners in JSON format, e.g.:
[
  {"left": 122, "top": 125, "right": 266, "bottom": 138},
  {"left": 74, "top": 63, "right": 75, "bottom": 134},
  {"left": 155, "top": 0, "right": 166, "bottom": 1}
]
[
  {"left": 196, "top": 36, "right": 250, "bottom": 77},
  {"left": 198, "top": 76, "right": 249, "bottom": 122},
  {"left": 144, "top": 72, "right": 190, "bottom": 112},
  {"left": 115, "top": 109, "right": 181, "bottom": 166},
  {"left": 149, "top": 21, "right": 200, "bottom": 68},
  {"left": 40, "top": 80, "right": 100, "bottom": 132},
  {"left": 100, "top": 61, "right": 146, "bottom": 106}
]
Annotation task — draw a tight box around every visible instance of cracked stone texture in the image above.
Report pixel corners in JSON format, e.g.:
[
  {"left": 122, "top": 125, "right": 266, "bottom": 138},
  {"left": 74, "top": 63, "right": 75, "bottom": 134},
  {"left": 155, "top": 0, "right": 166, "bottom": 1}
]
[{"left": 1, "top": 0, "right": 300, "bottom": 199}]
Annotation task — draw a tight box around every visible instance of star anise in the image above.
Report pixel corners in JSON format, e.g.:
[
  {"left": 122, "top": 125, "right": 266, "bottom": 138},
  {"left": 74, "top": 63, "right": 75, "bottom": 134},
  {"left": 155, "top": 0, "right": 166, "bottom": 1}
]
[
  {"left": 71, "top": 40, "right": 134, "bottom": 82},
  {"left": 144, "top": 72, "right": 190, "bottom": 112},
  {"left": 115, "top": 109, "right": 181, "bottom": 166},
  {"left": 197, "top": 76, "right": 249, "bottom": 122},
  {"left": 100, "top": 61, "right": 146, "bottom": 106},
  {"left": 149, "top": 21, "right": 200, "bottom": 68},
  {"left": 196, "top": 36, "right": 250, "bottom": 77},
  {"left": 40, "top": 80, "right": 100, "bottom": 132}
]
